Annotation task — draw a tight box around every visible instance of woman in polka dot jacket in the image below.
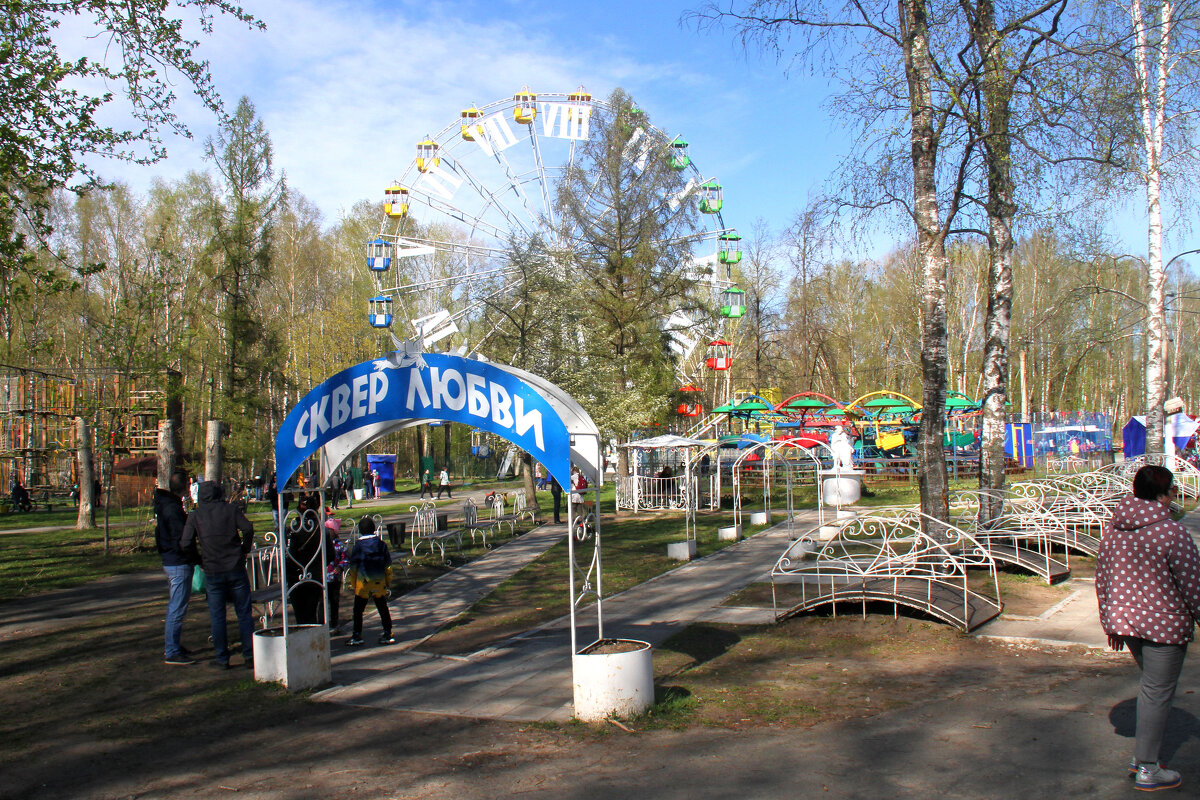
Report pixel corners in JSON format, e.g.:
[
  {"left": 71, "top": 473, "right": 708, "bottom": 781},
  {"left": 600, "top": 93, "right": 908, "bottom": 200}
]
[{"left": 1097, "top": 464, "right": 1200, "bottom": 791}]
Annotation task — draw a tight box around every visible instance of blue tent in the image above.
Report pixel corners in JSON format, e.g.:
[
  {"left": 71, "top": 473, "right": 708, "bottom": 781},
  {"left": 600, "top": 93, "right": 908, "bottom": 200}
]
[
  {"left": 366, "top": 454, "right": 396, "bottom": 493},
  {"left": 1122, "top": 414, "right": 1198, "bottom": 457},
  {"left": 1005, "top": 423, "right": 1034, "bottom": 467}
]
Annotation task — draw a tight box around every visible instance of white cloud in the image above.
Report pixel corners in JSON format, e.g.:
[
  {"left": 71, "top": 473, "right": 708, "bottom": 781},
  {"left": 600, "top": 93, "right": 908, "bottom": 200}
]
[{"left": 88, "top": 0, "right": 691, "bottom": 227}]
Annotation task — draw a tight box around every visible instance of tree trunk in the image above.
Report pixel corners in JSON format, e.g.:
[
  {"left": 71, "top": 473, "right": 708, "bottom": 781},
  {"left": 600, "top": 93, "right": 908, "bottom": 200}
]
[
  {"left": 156, "top": 419, "right": 178, "bottom": 490},
  {"left": 1019, "top": 348, "right": 1030, "bottom": 423},
  {"left": 442, "top": 422, "right": 452, "bottom": 471},
  {"left": 75, "top": 417, "right": 96, "bottom": 530},
  {"left": 972, "top": 0, "right": 1016, "bottom": 525},
  {"left": 520, "top": 451, "right": 537, "bottom": 507},
  {"left": 414, "top": 425, "right": 426, "bottom": 479},
  {"left": 1133, "top": 0, "right": 1171, "bottom": 454},
  {"left": 205, "top": 419, "right": 224, "bottom": 483},
  {"left": 903, "top": 0, "right": 951, "bottom": 533}
]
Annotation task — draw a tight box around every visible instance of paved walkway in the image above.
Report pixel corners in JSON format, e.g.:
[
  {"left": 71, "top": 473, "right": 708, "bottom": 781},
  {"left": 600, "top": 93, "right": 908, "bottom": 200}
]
[
  {"left": 3, "top": 496, "right": 1122, "bottom": 722},
  {"left": 314, "top": 507, "right": 1116, "bottom": 723},
  {"left": 316, "top": 512, "right": 811, "bottom": 720}
]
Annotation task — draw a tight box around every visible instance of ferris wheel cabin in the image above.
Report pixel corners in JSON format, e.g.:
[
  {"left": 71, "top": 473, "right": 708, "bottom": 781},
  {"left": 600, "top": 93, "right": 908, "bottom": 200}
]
[
  {"left": 368, "top": 295, "right": 394, "bottom": 329},
  {"left": 720, "top": 287, "right": 747, "bottom": 319},
  {"left": 470, "top": 429, "right": 493, "bottom": 458},
  {"left": 706, "top": 340, "right": 733, "bottom": 371},
  {"left": 416, "top": 139, "right": 439, "bottom": 173},
  {"left": 670, "top": 137, "right": 691, "bottom": 170},
  {"left": 513, "top": 88, "right": 537, "bottom": 124},
  {"left": 461, "top": 106, "right": 483, "bottom": 141},
  {"left": 366, "top": 238, "right": 393, "bottom": 272},
  {"left": 718, "top": 231, "right": 742, "bottom": 264},
  {"left": 384, "top": 185, "right": 408, "bottom": 218},
  {"left": 699, "top": 180, "right": 723, "bottom": 214}
]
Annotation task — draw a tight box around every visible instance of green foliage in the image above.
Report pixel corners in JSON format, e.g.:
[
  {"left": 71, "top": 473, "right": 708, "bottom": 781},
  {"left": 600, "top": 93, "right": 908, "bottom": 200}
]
[
  {"left": 204, "top": 97, "right": 286, "bottom": 464},
  {"left": 0, "top": 1, "right": 262, "bottom": 332},
  {"left": 466, "top": 89, "right": 714, "bottom": 440}
]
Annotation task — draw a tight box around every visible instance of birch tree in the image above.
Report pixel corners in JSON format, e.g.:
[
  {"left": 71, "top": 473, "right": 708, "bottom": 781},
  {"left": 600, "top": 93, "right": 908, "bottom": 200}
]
[
  {"left": 955, "top": 0, "right": 1070, "bottom": 521},
  {"left": 1122, "top": 0, "right": 1198, "bottom": 453},
  {"left": 692, "top": 0, "right": 974, "bottom": 527}
]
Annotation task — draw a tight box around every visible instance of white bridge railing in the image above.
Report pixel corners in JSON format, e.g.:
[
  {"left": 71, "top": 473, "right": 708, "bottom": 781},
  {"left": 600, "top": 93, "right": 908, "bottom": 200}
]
[{"left": 616, "top": 475, "right": 694, "bottom": 512}]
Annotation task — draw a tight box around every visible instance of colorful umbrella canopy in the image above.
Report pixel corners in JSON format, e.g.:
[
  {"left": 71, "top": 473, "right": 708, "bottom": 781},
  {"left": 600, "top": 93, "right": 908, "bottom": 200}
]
[
  {"left": 862, "top": 396, "right": 912, "bottom": 408},
  {"left": 732, "top": 399, "right": 773, "bottom": 413},
  {"left": 782, "top": 396, "right": 830, "bottom": 409}
]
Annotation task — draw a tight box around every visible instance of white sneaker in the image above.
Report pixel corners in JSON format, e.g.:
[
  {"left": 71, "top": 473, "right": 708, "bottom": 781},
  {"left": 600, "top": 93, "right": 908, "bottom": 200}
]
[{"left": 1135, "top": 764, "right": 1182, "bottom": 791}]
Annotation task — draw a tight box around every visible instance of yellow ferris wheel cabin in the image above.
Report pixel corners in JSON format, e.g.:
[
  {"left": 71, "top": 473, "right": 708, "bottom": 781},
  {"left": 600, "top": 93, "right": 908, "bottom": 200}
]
[
  {"left": 383, "top": 185, "right": 408, "bottom": 218},
  {"left": 460, "top": 106, "right": 483, "bottom": 141},
  {"left": 513, "top": 87, "right": 537, "bottom": 124},
  {"left": 416, "top": 138, "right": 439, "bottom": 173}
]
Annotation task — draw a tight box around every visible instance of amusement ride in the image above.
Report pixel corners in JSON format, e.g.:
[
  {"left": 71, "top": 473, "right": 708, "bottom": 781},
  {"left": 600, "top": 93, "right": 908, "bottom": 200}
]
[{"left": 361, "top": 86, "right": 745, "bottom": 408}]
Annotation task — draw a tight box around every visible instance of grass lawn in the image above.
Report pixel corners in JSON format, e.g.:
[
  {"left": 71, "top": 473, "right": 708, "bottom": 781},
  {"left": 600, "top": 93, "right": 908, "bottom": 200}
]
[
  {"left": 421, "top": 506, "right": 774, "bottom": 654},
  {"left": 0, "top": 478, "right": 528, "bottom": 602}
]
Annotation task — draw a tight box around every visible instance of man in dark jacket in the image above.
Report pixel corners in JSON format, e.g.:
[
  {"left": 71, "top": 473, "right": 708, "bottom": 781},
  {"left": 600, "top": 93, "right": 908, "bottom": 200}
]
[
  {"left": 550, "top": 478, "right": 563, "bottom": 524},
  {"left": 155, "top": 471, "right": 196, "bottom": 665},
  {"left": 181, "top": 480, "right": 255, "bottom": 669}
]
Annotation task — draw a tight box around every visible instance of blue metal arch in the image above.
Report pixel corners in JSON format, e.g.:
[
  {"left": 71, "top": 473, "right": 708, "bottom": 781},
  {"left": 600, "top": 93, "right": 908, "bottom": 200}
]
[{"left": 275, "top": 353, "right": 573, "bottom": 492}]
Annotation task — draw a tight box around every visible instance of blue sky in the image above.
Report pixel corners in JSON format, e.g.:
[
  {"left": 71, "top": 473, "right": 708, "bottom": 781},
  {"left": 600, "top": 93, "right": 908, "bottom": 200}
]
[
  {"left": 86, "top": 0, "right": 1167, "bottom": 261},
  {"left": 84, "top": 1, "right": 846, "bottom": 244}
]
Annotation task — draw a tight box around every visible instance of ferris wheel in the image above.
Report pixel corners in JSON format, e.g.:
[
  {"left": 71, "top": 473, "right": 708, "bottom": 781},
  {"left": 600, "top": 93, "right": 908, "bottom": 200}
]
[{"left": 363, "top": 87, "right": 745, "bottom": 392}]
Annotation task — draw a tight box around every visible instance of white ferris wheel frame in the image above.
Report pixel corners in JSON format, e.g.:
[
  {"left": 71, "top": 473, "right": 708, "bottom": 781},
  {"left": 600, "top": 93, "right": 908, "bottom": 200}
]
[{"left": 371, "top": 90, "right": 738, "bottom": 380}]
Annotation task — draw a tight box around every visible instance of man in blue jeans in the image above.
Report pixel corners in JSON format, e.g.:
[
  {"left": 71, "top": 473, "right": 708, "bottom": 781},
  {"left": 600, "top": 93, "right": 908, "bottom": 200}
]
[
  {"left": 181, "top": 480, "right": 255, "bottom": 669},
  {"left": 155, "top": 471, "right": 197, "bottom": 665}
]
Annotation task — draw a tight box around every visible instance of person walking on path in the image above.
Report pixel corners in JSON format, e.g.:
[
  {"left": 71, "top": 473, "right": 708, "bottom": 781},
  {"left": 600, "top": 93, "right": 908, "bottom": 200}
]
[
  {"left": 437, "top": 467, "right": 452, "bottom": 499},
  {"left": 420, "top": 468, "right": 433, "bottom": 499},
  {"left": 550, "top": 477, "right": 563, "bottom": 524},
  {"left": 155, "top": 471, "right": 198, "bottom": 665},
  {"left": 371, "top": 469, "right": 380, "bottom": 499},
  {"left": 181, "top": 481, "right": 256, "bottom": 669},
  {"left": 1097, "top": 464, "right": 1200, "bottom": 792},
  {"left": 346, "top": 518, "right": 394, "bottom": 646},
  {"left": 329, "top": 473, "right": 341, "bottom": 511},
  {"left": 266, "top": 474, "right": 287, "bottom": 531}
]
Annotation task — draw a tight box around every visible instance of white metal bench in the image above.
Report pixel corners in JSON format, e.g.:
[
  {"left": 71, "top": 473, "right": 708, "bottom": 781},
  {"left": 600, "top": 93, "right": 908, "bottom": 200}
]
[
  {"left": 462, "top": 498, "right": 497, "bottom": 547},
  {"left": 489, "top": 493, "right": 518, "bottom": 537},
  {"left": 514, "top": 488, "right": 538, "bottom": 526},
  {"left": 410, "top": 503, "right": 462, "bottom": 562}
]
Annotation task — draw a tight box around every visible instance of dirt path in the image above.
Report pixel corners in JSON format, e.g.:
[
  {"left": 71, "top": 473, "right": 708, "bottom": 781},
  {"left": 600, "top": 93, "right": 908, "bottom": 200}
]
[
  {"left": 3, "top": 505, "right": 1199, "bottom": 797},
  {"left": 2, "top": 579, "right": 1176, "bottom": 800}
]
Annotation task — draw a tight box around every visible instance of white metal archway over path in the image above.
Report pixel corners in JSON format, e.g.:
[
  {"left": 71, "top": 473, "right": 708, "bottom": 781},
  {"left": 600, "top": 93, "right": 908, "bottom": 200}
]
[{"left": 272, "top": 350, "right": 607, "bottom": 675}]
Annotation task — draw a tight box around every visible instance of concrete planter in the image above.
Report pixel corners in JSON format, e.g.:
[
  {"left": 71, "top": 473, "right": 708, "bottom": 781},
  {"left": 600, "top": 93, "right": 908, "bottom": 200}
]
[
  {"left": 717, "top": 524, "right": 742, "bottom": 542},
  {"left": 572, "top": 639, "right": 654, "bottom": 721},
  {"left": 667, "top": 539, "right": 698, "bottom": 560},
  {"left": 820, "top": 470, "right": 864, "bottom": 506},
  {"left": 818, "top": 524, "right": 841, "bottom": 541},
  {"left": 253, "top": 624, "right": 331, "bottom": 691},
  {"left": 748, "top": 510, "right": 769, "bottom": 525}
]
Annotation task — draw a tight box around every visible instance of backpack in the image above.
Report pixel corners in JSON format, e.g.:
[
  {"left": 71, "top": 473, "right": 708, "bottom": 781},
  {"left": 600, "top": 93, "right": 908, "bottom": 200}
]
[{"left": 578, "top": 475, "right": 588, "bottom": 489}]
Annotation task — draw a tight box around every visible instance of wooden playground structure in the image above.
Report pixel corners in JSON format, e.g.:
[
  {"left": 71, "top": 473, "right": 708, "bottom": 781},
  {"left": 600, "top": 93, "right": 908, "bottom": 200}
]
[{"left": 0, "top": 364, "right": 181, "bottom": 505}]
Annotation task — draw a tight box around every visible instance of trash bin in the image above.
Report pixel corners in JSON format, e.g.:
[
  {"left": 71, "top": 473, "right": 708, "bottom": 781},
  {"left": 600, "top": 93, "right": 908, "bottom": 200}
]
[{"left": 386, "top": 521, "right": 406, "bottom": 547}]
